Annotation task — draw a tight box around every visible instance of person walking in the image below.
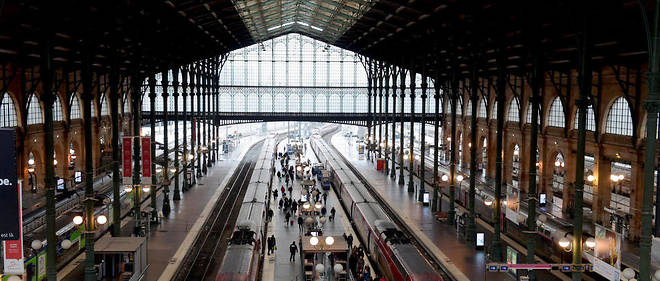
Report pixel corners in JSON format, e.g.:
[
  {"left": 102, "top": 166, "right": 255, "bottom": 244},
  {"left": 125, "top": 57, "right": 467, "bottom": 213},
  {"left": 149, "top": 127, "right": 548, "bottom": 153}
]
[
  {"left": 322, "top": 193, "right": 328, "bottom": 204},
  {"left": 347, "top": 234, "right": 353, "bottom": 249},
  {"left": 278, "top": 198, "right": 284, "bottom": 210},
  {"left": 273, "top": 189, "right": 278, "bottom": 199},
  {"left": 330, "top": 207, "right": 336, "bottom": 222},
  {"left": 321, "top": 206, "right": 327, "bottom": 216},
  {"left": 297, "top": 216, "right": 304, "bottom": 232},
  {"left": 285, "top": 211, "right": 291, "bottom": 226},
  {"left": 267, "top": 208, "right": 274, "bottom": 222},
  {"left": 289, "top": 241, "right": 298, "bottom": 262},
  {"left": 267, "top": 235, "right": 276, "bottom": 255}
]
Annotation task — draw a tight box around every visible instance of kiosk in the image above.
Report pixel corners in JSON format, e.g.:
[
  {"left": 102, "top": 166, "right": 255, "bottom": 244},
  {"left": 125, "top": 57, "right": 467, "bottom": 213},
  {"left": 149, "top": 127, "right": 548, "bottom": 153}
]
[{"left": 94, "top": 236, "right": 148, "bottom": 281}]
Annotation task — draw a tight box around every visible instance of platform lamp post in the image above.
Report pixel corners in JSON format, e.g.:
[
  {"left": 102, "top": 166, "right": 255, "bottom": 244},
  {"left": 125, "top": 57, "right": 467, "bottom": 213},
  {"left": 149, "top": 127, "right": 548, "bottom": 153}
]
[{"left": 437, "top": 174, "right": 449, "bottom": 212}]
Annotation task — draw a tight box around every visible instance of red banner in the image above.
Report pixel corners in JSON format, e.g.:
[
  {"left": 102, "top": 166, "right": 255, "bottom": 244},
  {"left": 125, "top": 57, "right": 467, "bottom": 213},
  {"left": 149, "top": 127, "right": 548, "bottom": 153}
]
[
  {"left": 141, "top": 137, "right": 152, "bottom": 184},
  {"left": 122, "top": 137, "right": 133, "bottom": 185}
]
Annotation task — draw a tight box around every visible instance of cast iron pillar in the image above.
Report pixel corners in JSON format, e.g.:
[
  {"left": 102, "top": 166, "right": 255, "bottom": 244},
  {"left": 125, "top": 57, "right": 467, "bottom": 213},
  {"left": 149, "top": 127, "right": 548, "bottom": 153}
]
[
  {"left": 378, "top": 62, "right": 384, "bottom": 159},
  {"left": 572, "top": 16, "right": 591, "bottom": 279},
  {"left": 418, "top": 69, "right": 427, "bottom": 202},
  {"left": 432, "top": 76, "right": 441, "bottom": 212},
  {"left": 39, "top": 36, "right": 58, "bottom": 281},
  {"left": 80, "top": 44, "right": 97, "bottom": 281},
  {"left": 384, "top": 65, "right": 390, "bottom": 173},
  {"left": 161, "top": 70, "right": 171, "bottom": 216},
  {"left": 467, "top": 65, "right": 479, "bottom": 243},
  {"left": 202, "top": 67, "right": 208, "bottom": 173},
  {"left": 205, "top": 63, "right": 211, "bottom": 169},
  {"left": 526, "top": 51, "right": 542, "bottom": 272},
  {"left": 173, "top": 68, "right": 181, "bottom": 200},
  {"left": 408, "top": 69, "right": 416, "bottom": 193},
  {"left": 181, "top": 68, "right": 189, "bottom": 191},
  {"left": 448, "top": 74, "right": 458, "bottom": 225},
  {"left": 372, "top": 61, "right": 378, "bottom": 162},
  {"left": 148, "top": 75, "right": 158, "bottom": 219},
  {"left": 366, "top": 59, "right": 373, "bottom": 160},
  {"left": 131, "top": 75, "right": 142, "bottom": 235},
  {"left": 390, "top": 66, "right": 398, "bottom": 178},
  {"left": 398, "top": 68, "right": 407, "bottom": 185},
  {"left": 640, "top": 2, "right": 660, "bottom": 280},
  {"left": 196, "top": 68, "right": 202, "bottom": 177},
  {"left": 492, "top": 56, "right": 507, "bottom": 262},
  {"left": 109, "top": 53, "right": 121, "bottom": 236}
]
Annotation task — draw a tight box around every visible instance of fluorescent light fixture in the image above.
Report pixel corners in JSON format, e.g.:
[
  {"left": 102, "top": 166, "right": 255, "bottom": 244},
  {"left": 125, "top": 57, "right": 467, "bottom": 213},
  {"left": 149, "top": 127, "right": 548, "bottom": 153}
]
[
  {"left": 311, "top": 25, "right": 323, "bottom": 31},
  {"left": 267, "top": 25, "right": 281, "bottom": 31},
  {"left": 297, "top": 21, "right": 310, "bottom": 27},
  {"left": 282, "top": 22, "right": 295, "bottom": 27}
]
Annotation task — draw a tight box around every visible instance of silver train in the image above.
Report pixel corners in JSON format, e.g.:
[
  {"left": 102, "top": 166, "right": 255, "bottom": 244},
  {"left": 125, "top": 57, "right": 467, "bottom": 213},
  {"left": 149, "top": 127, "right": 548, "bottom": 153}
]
[
  {"left": 215, "top": 136, "right": 277, "bottom": 281},
  {"left": 310, "top": 135, "right": 443, "bottom": 281}
]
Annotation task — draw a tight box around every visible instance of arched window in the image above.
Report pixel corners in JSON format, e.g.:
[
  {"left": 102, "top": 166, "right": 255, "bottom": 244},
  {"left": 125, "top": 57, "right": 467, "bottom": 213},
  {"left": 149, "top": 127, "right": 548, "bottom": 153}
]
[
  {"left": 91, "top": 100, "right": 96, "bottom": 118},
  {"left": 478, "top": 98, "right": 487, "bottom": 118},
  {"left": 456, "top": 99, "right": 462, "bottom": 116},
  {"left": 574, "top": 104, "right": 596, "bottom": 131},
  {"left": 53, "top": 95, "right": 63, "bottom": 121},
  {"left": 491, "top": 101, "right": 498, "bottom": 120},
  {"left": 101, "top": 98, "right": 109, "bottom": 116},
  {"left": 526, "top": 102, "right": 541, "bottom": 124},
  {"left": 0, "top": 93, "right": 18, "bottom": 127},
  {"left": 606, "top": 97, "right": 633, "bottom": 136},
  {"left": 123, "top": 98, "right": 130, "bottom": 114},
  {"left": 27, "top": 94, "right": 43, "bottom": 125},
  {"left": 465, "top": 100, "right": 472, "bottom": 116},
  {"left": 548, "top": 97, "right": 565, "bottom": 128},
  {"left": 70, "top": 96, "right": 81, "bottom": 120},
  {"left": 508, "top": 98, "right": 520, "bottom": 122}
]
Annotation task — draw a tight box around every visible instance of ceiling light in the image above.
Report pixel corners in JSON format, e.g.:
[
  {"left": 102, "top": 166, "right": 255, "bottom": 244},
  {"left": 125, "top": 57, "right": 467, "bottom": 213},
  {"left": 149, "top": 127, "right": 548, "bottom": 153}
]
[
  {"left": 282, "top": 22, "right": 295, "bottom": 27},
  {"left": 311, "top": 26, "right": 323, "bottom": 32},
  {"left": 297, "top": 21, "right": 310, "bottom": 27},
  {"left": 267, "top": 25, "right": 282, "bottom": 31}
]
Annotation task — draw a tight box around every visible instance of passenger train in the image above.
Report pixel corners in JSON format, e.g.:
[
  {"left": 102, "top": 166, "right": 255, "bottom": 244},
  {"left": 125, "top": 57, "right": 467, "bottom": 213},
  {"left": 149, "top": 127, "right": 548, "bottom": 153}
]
[
  {"left": 310, "top": 133, "right": 443, "bottom": 281},
  {"left": 215, "top": 136, "right": 277, "bottom": 281}
]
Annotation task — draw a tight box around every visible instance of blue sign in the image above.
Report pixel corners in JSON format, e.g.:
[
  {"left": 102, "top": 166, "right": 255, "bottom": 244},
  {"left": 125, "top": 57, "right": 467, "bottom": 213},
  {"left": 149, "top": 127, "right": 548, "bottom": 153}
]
[
  {"left": 500, "top": 265, "right": 509, "bottom": 271},
  {"left": 0, "top": 129, "right": 19, "bottom": 240},
  {"left": 488, "top": 265, "right": 499, "bottom": 272}
]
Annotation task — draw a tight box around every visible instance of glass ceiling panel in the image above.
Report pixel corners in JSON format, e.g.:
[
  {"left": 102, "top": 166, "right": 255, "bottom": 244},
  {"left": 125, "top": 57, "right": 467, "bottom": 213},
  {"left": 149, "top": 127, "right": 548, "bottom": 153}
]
[{"left": 231, "top": 0, "right": 377, "bottom": 44}]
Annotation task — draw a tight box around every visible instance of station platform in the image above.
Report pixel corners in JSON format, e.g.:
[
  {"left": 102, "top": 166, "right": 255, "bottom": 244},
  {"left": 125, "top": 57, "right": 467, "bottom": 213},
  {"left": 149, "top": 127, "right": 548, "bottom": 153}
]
[
  {"left": 262, "top": 139, "right": 372, "bottom": 281},
  {"left": 329, "top": 133, "right": 568, "bottom": 281},
  {"left": 57, "top": 134, "right": 264, "bottom": 281}
]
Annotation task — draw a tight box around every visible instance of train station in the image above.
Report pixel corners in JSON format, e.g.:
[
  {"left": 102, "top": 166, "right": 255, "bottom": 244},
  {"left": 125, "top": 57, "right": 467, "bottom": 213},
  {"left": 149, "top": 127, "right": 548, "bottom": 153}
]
[{"left": 0, "top": 0, "right": 660, "bottom": 281}]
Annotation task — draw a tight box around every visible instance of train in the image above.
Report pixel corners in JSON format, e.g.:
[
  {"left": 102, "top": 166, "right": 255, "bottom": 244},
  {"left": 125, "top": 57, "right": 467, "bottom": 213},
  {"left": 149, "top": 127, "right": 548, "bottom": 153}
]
[
  {"left": 310, "top": 135, "right": 444, "bottom": 281},
  {"left": 215, "top": 135, "right": 277, "bottom": 281}
]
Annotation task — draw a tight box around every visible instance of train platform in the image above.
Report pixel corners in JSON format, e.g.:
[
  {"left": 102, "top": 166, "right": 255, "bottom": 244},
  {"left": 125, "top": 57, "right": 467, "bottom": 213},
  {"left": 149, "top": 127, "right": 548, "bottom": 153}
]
[
  {"left": 262, "top": 139, "right": 370, "bottom": 281},
  {"left": 57, "top": 134, "right": 265, "bottom": 281},
  {"left": 329, "top": 133, "right": 568, "bottom": 281}
]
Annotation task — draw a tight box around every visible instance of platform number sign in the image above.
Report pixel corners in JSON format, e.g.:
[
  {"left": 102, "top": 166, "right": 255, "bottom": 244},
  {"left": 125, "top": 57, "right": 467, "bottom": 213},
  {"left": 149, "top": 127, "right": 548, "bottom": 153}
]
[{"left": 0, "top": 129, "right": 19, "bottom": 240}]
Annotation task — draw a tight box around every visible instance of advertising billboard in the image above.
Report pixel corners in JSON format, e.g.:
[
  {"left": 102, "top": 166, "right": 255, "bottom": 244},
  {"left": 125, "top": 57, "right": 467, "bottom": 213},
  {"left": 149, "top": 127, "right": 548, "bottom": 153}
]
[
  {"left": 122, "top": 137, "right": 133, "bottom": 184},
  {"left": 0, "top": 129, "right": 20, "bottom": 240}
]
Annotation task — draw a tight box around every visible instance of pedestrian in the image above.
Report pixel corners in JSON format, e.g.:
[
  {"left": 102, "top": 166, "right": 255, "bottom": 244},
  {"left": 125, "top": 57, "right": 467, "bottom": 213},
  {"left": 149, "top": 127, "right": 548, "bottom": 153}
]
[
  {"left": 321, "top": 206, "right": 327, "bottom": 216},
  {"left": 322, "top": 193, "right": 328, "bottom": 204},
  {"left": 292, "top": 201, "right": 298, "bottom": 213},
  {"left": 330, "top": 207, "right": 336, "bottom": 220},
  {"left": 277, "top": 171, "right": 281, "bottom": 178},
  {"left": 273, "top": 189, "right": 278, "bottom": 199},
  {"left": 267, "top": 208, "right": 274, "bottom": 222},
  {"left": 268, "top": 235, "right": 276, "bottom": 255},
  {"left": 278, "top": 198, "right": 283, "bottom": 210},
  {"left": 347, "top": 234, "right": 353, "bottom": 249},
  {"left": 289, "top": 241, "right": 298, "bottom": 262},
  {"left": 297, "top": 216, "right": 304, "bottom": 232},
  {"left": 281, "top": 185, "right": 285, "bottom": 194},
  {"left": 288, "top": 186, "right": 293, "bottom": 195},
  {"left": 285, "top": 212, "right": 291, "bottom": 226}
]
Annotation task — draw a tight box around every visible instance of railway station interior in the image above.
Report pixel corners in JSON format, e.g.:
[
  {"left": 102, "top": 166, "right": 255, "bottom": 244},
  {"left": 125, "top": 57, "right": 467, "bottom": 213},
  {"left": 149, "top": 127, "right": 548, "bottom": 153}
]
[{"left": 2, "top": 0, "right": 660, "bottom": 281}]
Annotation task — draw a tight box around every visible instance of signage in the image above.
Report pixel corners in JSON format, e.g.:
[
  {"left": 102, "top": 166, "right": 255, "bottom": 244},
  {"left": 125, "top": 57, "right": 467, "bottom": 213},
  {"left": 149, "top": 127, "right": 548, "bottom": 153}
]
[
  {"left": 422, "top": 192, "right": 430, "bottom": 205},
  {"left": 539, "top": 193, "right": 547, "bottom": 205},
  {"left": 476, "top": 232, "right": 485, "bottom": 247},
  {"left": 56, "top": 178, "right": 65, "bottom": 191},
  {"left": 0, "top": 129, "right": 19, "bottom": 240},
  {"left": 122, "top": 137, "right": 133, "bottom": 184},
  {"left": 74, "top": 171, "right": 82, "bottom": 184},
  {"left": 141, "top": 137, "right": 152, "bottom": 184},
  {"left": 3, "top": 180, "right": 23, "bottom": 274}
]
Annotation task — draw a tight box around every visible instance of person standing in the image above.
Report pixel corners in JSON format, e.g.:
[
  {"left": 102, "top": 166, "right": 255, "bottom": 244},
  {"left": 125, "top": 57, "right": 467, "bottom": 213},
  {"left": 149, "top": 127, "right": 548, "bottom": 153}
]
[
  {"left": 347, "top": 234, "right": 353, "bottom": 249},
  {"left": 285, "top": 211, "right": 291, "bottom": 226},
  {"left": 289, "top": 241, "right": 298, "bottom": 262},
  {"left": 322, "top": 193, "right": 328, "bottom": 204},
  {"left": 330, "top": 207, "right": 336, "bottom": 222}
]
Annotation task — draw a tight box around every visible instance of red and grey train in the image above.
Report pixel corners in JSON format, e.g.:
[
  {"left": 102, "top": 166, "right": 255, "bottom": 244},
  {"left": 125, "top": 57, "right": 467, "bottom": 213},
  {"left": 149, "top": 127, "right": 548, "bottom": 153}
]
[
  {"left": 311, "top": 136, "right": 443, "bottom": 281},
  {"left": 215, "top": 136, "right": 276, "bottom": 281}
]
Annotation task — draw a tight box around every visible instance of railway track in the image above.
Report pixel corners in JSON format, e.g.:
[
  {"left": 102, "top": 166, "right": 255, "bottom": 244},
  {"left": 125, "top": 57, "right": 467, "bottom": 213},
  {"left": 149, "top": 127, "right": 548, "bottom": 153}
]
[
  {"left": 319, "top": 130, "right": 456, "bottom": 281},
  {"left": 173, "top": 141, "right": 264, "bottom": 281}
]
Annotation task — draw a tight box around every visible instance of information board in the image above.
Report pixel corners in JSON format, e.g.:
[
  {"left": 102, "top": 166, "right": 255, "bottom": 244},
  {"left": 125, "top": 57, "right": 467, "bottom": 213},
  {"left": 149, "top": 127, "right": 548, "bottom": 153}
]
[{"left": 0, "top": 129, "right": 19, "bottom": 240}]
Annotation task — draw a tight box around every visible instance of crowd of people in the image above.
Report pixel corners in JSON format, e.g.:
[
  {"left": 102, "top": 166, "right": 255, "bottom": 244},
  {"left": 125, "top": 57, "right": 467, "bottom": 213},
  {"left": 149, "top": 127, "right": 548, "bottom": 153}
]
[{"left": 268, "top": 142, "right": 385, "bottom": 281}]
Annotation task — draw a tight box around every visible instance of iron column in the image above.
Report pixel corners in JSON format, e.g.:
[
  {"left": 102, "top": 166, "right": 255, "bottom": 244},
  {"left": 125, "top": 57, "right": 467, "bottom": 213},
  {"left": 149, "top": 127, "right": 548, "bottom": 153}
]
[
  {"left": 467, "top": 65, "right": 479, "bottom": 243},
  {"left": 399, "top": 68, "right": 407, "bottom": 185},
  {"left": 390, "top": 66, "right": 398, "bottom": 178},
  {"left": 384, "top": 65, "right": 390, "bottom": 173},
  {"left": 419, "top": 70, "right": 427, "bottom": 202},
  {"left": 109, "top": 53, "right": 121, "bottom": 236},
  {"left": 161, "top": 69, "right": 171, "bottom": 216},
  {"left": 181, "top": 68, "right": 189, "bottom": 191},
  {"left": 378, "top": 62, "right": 384, "bottom": 159},
  {"left": 80, "top": 44, "right": 96, "bottom": 281},
  {"left": 173, "top": 68, "right": 181, "bottom": 201},
  {"left": 149, "top": 75, "right": 158, "bottom": 219},
  {"left": 366, "top": 59, "right": 373, "bottom": 160},
  {"left": 448, "top": 75, "right": 458, "bottom": 225},
  {"left": 526, "top": 50, "right": 543, "bottom": 273},
  {"left": 131, "top": 75, "right": 142, "bottom": 235},
  {"left": 432, "top": 77, "right": 441, "bottom": 212},
  {"left": 408, "top": 69, "right": 416, "bottom": 193},
  {"left": 492, "top": 56, "right": 507, "bottom": 262},
  {"left": 39, "top": 36, "right": 57, "bottom": 281}
]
